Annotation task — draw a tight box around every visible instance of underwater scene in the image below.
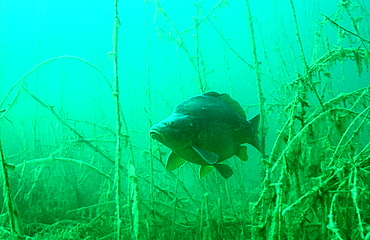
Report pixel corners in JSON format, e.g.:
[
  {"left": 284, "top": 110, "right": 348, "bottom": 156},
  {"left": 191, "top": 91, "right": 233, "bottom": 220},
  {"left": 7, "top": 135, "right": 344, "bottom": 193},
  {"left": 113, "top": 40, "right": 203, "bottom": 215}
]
[{"left": 0, "top": 0, "right": 370, "bottom": 239}]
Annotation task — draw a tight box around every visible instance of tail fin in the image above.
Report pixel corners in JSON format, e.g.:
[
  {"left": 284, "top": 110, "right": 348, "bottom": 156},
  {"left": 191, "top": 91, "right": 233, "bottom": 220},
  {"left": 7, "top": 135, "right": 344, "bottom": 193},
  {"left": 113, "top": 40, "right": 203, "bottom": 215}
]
[{"left": 247, "top": 113, "right": 261, "bottom": 152}]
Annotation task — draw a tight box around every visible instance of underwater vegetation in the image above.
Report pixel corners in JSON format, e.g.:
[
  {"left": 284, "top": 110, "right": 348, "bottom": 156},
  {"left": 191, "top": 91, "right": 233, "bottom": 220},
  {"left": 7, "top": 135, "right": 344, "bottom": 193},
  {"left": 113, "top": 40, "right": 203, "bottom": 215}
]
[{"left": 0, "top": 0, "right": 369, "bottom": 239}]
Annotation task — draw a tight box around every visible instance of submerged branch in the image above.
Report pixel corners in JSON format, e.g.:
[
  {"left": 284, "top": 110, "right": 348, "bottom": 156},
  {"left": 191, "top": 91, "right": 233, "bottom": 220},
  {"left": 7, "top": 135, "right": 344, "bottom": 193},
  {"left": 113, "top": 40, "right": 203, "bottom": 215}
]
[{"left": 325, "top": 15, "right": 370, "bottom": 44}]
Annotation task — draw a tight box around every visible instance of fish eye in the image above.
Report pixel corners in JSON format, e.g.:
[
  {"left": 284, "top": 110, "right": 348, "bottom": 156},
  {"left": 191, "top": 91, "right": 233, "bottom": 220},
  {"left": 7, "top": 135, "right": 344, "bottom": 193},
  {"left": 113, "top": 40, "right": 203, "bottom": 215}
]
[{"left": 167, "top": 121, "right": 175, "bottom": 126}]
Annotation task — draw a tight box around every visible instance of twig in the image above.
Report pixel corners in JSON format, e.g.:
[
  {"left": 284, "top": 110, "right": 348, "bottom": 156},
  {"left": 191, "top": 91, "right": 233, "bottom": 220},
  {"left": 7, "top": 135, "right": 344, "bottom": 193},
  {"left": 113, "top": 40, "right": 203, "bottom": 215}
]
[
  {"left": 330, "top": 106, "right": 370, "bottom": 165},
  {"left": 325, "top": 15, "right": 370, "bottom": 44},
  {"left": 154, "top": 1, "right": 208, "bottom": 91},
  {"left": 289, "top": 47, "right": 369, "bottom": 86},
  {"left": 21, "top": 86, "right": 117, "bottom": 167},
  {"left": 67, "top": 202, "right": 115, "bottom": 214},
  {"left": 350, "top": 166, "right": 365, "bottom": 239},
  {"left": 0, "top": 55, "right": 111, "bottom": 109},
  {"left": 14, "top": 157, "right": 113, "bottom": 181}
]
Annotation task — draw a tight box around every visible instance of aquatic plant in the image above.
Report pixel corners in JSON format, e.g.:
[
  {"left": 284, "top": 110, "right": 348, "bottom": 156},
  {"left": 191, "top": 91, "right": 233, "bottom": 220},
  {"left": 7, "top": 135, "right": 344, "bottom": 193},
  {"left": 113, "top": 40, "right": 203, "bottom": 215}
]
[{"left": 0, "top": 0, "right": 368, "bottom": 239}]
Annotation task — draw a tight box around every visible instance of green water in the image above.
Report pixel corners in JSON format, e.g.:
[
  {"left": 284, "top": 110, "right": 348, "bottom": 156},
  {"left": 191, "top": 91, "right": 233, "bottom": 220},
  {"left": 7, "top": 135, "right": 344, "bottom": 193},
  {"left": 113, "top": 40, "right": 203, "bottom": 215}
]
[{"left": 0, "top": 0, "right": 369, "bottom": 239}]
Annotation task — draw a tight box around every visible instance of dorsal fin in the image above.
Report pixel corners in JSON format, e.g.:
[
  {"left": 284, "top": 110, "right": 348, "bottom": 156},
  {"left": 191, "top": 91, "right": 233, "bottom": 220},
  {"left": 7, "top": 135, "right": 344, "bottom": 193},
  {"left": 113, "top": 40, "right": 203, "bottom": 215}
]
[{"left": 203, "top": 91, "right": 246, "bottom": 119}]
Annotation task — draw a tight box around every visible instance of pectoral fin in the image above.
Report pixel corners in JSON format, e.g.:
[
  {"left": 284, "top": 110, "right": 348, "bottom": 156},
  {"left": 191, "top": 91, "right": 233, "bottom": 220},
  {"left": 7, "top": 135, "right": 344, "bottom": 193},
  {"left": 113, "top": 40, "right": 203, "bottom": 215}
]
[
  {"left": 236, "top": 146, "right": 248, "bottom": 162},
  {"left": 192, "top": 146, "right": 219, "bottom": 164},
  {"left": 166, "top": 151, "right": 187, "bottom": 171}
]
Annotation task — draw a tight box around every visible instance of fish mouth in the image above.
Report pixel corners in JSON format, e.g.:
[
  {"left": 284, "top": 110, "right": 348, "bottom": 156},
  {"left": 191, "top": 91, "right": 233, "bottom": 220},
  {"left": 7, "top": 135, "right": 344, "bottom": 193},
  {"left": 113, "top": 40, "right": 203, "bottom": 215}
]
[{"left": 149, "top": 129, "right": 165, "bottom": 142}]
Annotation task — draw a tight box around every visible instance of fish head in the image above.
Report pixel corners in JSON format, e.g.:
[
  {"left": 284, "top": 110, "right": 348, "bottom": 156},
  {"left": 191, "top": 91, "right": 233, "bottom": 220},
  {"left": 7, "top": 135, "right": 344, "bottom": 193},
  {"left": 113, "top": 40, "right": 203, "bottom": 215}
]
[{"left": 149, "top": 113, "right": 197, "bottom": 150}]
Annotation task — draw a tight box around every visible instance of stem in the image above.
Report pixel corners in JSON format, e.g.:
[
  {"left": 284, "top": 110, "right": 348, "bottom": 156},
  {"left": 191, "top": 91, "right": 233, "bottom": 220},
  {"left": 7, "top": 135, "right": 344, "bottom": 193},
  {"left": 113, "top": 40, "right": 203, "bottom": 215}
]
[
  {"left": 112, "top": 0, "right": 122, "bottom": 239},
  {"left": 289, "top": 0, "right": 308, "bottom": 71},
  {"left": 244, "top": 0, "right": 267, "bottom": 158},
  {"left": 0, "top": 140, "right": 23, "bottom": 239},
  {"left": 110, "top": 2, "right": 140, "bottom": 239},
  {"left": 244, "top": 1, "right": 269, "bottom": 238},
  {"left": 144, "top": 0, "right": 156, "bottom": 236}
]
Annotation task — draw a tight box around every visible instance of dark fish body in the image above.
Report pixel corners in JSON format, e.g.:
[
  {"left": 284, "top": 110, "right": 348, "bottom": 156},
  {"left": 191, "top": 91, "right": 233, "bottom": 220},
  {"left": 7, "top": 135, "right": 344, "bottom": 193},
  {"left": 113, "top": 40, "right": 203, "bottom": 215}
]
[{"left": 149, "top": 91, "right": 260, "bottom": 178}]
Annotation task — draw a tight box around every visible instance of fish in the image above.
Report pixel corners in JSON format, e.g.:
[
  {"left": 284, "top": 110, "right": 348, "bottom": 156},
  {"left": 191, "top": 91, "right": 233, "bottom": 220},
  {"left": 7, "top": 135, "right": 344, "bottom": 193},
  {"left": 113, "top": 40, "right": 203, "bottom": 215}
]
[{"left": 149, "top": 91, "right": 260, "bottom": 179}]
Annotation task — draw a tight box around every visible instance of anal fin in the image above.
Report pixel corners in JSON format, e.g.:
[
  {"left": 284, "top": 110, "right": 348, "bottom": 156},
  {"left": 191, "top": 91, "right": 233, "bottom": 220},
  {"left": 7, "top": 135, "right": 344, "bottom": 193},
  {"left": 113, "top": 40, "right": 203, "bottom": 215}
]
[
  {"left": 200, "top": 165, "right": 214, "bottom": 179},
  {"left": 214, "top": 164, "right": 233, "bottom": 178}
]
